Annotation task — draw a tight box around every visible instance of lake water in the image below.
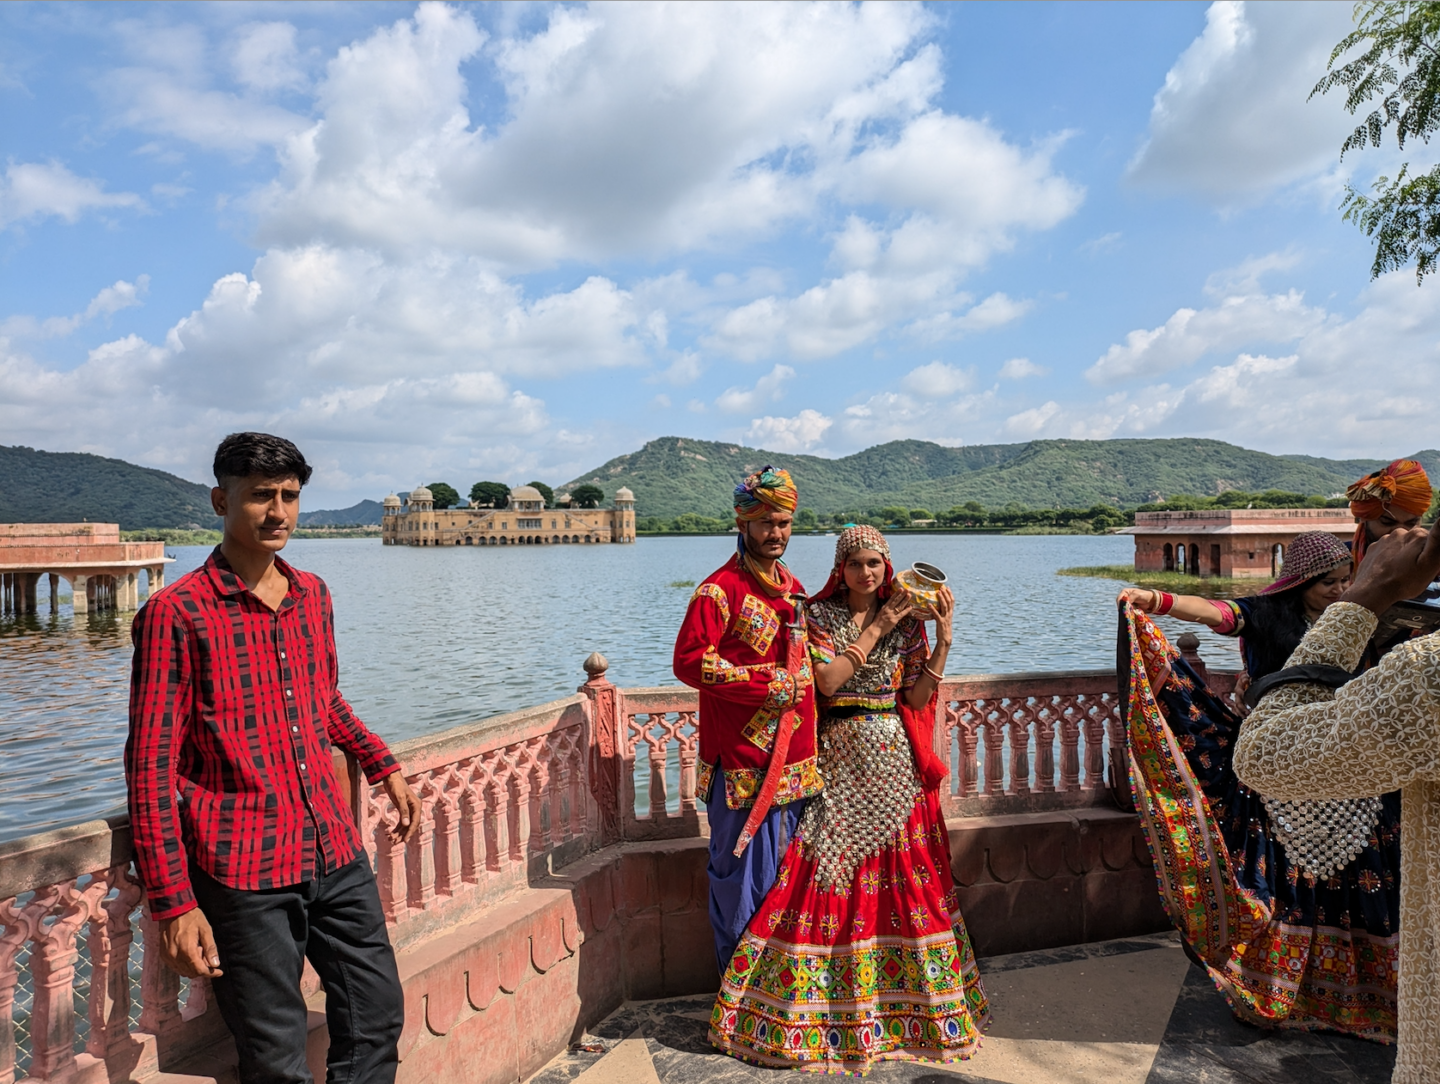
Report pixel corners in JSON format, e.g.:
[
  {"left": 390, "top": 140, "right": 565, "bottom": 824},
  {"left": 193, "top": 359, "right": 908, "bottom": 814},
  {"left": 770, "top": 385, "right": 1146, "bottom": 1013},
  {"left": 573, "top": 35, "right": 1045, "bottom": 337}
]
[{"left": 0, "top": 534, "right": 1242, "bottom": 842}]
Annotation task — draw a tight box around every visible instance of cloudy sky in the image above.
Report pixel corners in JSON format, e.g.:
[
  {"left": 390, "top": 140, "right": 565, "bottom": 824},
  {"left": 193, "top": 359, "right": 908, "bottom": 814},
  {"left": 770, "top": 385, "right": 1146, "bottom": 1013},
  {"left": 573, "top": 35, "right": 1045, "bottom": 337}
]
[{"left": 3, "top": 1, "right": 1436, "bottom": 507}]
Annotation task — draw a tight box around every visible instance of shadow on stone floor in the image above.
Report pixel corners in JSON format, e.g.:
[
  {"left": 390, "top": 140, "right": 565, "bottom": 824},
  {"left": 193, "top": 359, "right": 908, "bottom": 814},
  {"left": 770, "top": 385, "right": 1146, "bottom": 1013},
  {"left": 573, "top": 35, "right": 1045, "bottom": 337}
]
[
  {"left": 526, "top": 937, "right": 1398, "bottom": 1084},
  {"left": 1144, "top": 964, "right": 1396, "bottom": 1084}
]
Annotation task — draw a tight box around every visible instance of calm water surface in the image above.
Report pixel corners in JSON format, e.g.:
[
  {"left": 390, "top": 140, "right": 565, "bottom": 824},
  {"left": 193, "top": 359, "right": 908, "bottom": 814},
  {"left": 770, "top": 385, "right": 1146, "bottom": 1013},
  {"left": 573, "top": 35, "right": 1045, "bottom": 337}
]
[{"left": 0, "top": 534, "right": 1241, "bottom": 841}]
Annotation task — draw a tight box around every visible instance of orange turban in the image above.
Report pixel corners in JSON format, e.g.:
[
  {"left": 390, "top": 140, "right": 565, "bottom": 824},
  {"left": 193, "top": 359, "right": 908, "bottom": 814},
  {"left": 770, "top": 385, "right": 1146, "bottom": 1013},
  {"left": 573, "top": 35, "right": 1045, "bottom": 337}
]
[{"left": 1348, "top": 458, "right": 1432, "bottom": 565}]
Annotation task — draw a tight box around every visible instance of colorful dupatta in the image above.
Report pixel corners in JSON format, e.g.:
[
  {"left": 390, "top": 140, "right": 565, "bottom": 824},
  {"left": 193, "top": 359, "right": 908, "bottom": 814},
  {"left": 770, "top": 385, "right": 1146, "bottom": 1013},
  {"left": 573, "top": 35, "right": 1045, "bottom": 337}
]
[{"left": 1119, "top": 602, "right": 1398, "bottom": 1041}]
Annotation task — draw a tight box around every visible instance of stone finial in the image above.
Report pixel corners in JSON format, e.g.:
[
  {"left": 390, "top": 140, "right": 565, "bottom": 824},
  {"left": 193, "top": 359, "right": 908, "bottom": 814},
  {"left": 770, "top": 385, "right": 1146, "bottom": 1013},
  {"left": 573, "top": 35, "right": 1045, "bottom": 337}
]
[
  {"left": 1176, "top": 632, "right": 1201, "bottom": 652},
  {"left": 583, "top": 651, "right": 609, "bottom": 680}
]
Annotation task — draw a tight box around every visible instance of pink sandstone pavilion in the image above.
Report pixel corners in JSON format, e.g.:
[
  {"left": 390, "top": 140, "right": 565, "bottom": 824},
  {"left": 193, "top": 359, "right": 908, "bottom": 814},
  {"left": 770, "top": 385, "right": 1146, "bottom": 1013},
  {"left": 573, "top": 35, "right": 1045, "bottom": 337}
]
[
  {"left": 1120, "top": 507, "right": 1355, "bottom": 579},
  {"left": 0, "top": 523, "right": 171, "bottom": 614}
]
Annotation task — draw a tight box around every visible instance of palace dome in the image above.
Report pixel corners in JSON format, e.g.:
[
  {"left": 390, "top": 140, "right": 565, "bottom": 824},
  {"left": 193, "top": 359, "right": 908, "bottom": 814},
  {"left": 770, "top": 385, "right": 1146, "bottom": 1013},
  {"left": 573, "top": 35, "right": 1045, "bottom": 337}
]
[
  {"left": 383, "top": 493, "right": 401, "bottom": 508},
  {"left": 511, "top": 485, "right": 544, "bottom": 503},
  {"left": 408, "top": 486, "right": 433, "bottom": 503}
]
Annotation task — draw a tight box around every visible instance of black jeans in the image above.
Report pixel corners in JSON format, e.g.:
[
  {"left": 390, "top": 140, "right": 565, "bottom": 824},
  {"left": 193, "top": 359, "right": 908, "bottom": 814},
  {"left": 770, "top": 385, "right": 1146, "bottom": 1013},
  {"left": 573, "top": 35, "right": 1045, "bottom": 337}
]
[{"left": 192, "top": 854, "right": 404, "bottom": 1084}]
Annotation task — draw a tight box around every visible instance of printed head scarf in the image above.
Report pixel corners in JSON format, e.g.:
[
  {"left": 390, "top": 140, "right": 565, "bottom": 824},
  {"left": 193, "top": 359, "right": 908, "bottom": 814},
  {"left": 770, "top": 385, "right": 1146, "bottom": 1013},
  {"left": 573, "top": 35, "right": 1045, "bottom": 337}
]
[
  {"left": 1348, "top": 458, "right": 1432, "bottom": 566},
  {"left": 733, "top": 466, "right": 798, "bottom": 521},
  {"left": 812, "top": 524, "right": 895, "bottom": 603},
  {"left": 1261, "top": 530, "right": 1353, "bottom": 596}
]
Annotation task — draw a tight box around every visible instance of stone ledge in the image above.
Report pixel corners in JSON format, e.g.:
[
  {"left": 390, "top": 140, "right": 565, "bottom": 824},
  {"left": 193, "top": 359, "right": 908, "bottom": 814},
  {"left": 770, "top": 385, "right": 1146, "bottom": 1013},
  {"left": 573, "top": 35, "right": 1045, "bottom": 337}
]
[{"left": 130, "top": 810, "right": 1169, "bottom": 1084}]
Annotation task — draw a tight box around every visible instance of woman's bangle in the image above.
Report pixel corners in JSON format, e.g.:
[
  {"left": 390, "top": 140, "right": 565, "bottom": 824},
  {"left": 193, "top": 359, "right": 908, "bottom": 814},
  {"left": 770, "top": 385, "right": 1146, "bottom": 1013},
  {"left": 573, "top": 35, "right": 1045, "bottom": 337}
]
[
  {"left": 1155, "top": 591, "right": 1175, "bottom": 616},
  {"left": 922, "top": 663, "right": 944, "bottom": 682},
  {"left": 843, "top": 644, "right": 867, "bottom": 668}
]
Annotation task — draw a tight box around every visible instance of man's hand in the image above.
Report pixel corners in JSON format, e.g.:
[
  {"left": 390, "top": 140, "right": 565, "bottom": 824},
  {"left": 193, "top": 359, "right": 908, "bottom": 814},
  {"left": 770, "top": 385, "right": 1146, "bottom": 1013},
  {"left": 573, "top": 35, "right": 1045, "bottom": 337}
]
[
  {"left": 383, "top": 771, "right": 422, "bottom": 843},
  {"left": 1342, "top": 519, "right": 1440, "bottom": 616},
  {"left": 158, "top": 908, "right": 223, "bottom": 978}
]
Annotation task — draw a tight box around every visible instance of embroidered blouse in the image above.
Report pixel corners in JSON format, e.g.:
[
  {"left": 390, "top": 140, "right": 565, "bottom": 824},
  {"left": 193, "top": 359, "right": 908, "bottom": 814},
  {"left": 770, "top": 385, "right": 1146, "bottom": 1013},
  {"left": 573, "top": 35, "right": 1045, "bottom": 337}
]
[{"left": 805, "top": 594, "right": 926, "bottom": 714}]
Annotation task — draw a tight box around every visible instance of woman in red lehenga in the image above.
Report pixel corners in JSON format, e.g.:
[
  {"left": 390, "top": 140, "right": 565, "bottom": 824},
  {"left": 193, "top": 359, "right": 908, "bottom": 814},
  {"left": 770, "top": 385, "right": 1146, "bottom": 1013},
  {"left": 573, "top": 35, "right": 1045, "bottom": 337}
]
[{"left": 709, "top": 525, "right": 989, "bottom": 1074}]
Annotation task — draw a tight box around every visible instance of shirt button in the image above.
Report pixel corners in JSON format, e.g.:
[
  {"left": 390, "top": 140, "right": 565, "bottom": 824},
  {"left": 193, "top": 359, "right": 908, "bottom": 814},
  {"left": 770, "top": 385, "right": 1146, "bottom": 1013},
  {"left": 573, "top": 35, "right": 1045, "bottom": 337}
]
[
  {"left": 280, "top": 651, "right": 286, "bottom": 658},
  {"left": 300, "top": 762, "right": 307, "bottom": 771},
  {"left": 286, "top": 690, "right": 292, "bottom": 697},
  {"left": 292, "top": 725, "right": 300, "bottom": 733}
]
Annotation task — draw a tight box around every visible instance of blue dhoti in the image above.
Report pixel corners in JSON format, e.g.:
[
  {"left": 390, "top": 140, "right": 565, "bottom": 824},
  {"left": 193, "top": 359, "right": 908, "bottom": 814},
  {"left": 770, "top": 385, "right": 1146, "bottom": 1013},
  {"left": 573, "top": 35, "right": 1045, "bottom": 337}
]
[{"left": 704, "top": 773, "right": 803, "bottom": 973}]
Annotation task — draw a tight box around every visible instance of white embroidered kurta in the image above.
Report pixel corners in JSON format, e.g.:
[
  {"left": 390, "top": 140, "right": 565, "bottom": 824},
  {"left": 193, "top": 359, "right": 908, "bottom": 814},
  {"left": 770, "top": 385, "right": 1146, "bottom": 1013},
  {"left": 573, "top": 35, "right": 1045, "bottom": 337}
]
[{"left": 1234, "top": 602, "right": 1440, "bottom": 1083}]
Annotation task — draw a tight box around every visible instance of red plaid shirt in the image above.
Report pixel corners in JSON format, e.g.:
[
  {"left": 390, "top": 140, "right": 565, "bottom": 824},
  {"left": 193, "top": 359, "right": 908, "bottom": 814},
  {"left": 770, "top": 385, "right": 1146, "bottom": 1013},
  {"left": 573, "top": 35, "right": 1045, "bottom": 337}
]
[{"left": 126, "top": 549, "right": 398, "bottom": 919}]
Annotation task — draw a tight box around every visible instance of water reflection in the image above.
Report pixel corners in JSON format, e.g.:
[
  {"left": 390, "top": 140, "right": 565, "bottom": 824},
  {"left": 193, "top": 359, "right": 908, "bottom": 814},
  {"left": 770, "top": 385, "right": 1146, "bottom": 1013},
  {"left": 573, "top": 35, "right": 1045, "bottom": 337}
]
[{"left": 0, "top": 534, "right": 1239, "bottom": 841}]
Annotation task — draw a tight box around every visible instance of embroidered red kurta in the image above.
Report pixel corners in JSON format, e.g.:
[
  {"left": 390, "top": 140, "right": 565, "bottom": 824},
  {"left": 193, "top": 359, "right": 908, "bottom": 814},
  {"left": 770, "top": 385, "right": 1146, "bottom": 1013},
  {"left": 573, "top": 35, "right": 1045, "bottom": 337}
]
[{"left": 673, "top": 554, "right": 821, "bottom": 809}]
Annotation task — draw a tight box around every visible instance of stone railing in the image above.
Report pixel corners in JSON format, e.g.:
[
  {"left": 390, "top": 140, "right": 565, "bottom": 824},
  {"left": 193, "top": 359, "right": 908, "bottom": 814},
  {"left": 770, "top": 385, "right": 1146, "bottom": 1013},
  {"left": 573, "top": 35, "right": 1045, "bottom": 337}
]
[{"left": 0, "top": 653, "right": 1236, "bottom": 1084}]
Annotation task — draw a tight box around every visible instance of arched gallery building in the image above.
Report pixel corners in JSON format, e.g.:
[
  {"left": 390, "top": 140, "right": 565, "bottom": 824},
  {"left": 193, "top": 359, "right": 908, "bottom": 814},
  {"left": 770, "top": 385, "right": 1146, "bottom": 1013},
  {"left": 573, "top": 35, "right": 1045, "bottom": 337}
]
[{"left": 381, "top": 485, "right": 636, "bottom": 547}]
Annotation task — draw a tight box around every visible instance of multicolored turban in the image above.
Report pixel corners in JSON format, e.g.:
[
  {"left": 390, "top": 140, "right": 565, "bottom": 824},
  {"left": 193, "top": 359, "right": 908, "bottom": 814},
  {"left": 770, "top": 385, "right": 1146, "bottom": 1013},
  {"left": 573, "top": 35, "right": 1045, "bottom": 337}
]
[
  {"left": 1347, "top": 458, "right": 1433, "bottom": 565},
  {"left": 733, "top": 465, "right": 798, "bottom": 521},
  {"left": 1261, "top": 531, "right": 1353, "bottom": 596}
]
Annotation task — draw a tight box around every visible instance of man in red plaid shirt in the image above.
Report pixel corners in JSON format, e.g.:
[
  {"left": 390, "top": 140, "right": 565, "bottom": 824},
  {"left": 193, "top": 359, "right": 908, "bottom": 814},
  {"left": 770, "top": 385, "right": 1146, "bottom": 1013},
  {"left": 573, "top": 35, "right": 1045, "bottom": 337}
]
[{"left": 126, "top": 432, "right": 421, "bottom": 1084}]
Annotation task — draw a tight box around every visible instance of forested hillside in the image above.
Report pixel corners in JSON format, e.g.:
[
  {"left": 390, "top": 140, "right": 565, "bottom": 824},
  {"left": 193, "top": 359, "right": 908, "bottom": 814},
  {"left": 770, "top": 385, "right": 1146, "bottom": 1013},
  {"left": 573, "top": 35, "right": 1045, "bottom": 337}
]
[
  {"left": 0, "top": 445, "right": 217, "bottom": 530},
  {"left": 563, "top": 437, "right": 1440, "bottom": 520}
]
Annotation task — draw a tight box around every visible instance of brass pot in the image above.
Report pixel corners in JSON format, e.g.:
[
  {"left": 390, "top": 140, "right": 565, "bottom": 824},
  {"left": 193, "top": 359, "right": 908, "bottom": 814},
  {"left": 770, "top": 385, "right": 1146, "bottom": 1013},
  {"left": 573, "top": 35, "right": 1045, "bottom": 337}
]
[{"left": 894, "top": 562, "right": 947, "bottom": 618}]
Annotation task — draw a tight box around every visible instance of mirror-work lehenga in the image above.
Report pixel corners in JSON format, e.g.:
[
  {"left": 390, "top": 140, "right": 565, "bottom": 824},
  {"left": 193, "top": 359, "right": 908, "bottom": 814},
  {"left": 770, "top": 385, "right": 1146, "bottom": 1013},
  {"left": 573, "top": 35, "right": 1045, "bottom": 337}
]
[
  {"left": 709, "top": 596, "right": 989, "bottom": 1074},
  {"left": 1120, "top": 602, "right": 1399, "bottom": 1040}
]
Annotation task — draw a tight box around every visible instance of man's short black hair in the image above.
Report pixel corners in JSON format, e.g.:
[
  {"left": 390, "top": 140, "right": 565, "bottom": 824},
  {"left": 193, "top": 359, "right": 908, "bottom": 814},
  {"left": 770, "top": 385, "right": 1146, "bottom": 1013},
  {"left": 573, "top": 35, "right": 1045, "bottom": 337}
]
[{"left": 213, "top": 432, "right": 313, "bottom": 487}]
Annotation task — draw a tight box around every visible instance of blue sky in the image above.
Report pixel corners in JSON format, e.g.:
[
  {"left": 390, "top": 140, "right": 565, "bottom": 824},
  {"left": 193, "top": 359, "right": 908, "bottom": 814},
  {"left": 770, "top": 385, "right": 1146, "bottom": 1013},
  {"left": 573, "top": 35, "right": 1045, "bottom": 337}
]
[{"left": 2, "top": 1, "right": 1435, "bottom": 509}]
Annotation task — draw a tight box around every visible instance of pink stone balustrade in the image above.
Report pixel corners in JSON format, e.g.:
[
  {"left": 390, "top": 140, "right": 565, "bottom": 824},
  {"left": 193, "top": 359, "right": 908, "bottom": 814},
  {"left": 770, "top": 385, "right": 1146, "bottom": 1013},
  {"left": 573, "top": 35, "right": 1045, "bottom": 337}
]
[{"left": 0, "top": 652, "right": 1236, "bottom": 1084}]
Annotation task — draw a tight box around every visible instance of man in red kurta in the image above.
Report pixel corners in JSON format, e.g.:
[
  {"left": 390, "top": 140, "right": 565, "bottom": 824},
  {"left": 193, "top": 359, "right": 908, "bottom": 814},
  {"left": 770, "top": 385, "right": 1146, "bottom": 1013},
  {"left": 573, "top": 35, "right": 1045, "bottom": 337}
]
[{"left": 673, "top": 466, "right": 820, "bottom": 969}]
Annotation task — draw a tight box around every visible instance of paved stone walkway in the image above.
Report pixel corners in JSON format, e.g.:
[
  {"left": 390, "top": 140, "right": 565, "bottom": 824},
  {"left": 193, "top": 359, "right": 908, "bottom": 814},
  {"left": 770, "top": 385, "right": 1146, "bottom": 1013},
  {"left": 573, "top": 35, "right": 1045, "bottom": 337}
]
[{"left": 527, "top": 934, "right": 1396, "bottom": 1084}]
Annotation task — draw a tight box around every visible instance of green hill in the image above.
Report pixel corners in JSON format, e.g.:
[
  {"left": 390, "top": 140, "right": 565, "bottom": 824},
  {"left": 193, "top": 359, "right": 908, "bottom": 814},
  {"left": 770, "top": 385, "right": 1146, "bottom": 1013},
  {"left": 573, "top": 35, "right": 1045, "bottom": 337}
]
[
  {"left": 563, "top": 436, "right": 1440, "bottom": 520},
  {"left": 0, "top": 445, "right": 217, "bottom": 530}
]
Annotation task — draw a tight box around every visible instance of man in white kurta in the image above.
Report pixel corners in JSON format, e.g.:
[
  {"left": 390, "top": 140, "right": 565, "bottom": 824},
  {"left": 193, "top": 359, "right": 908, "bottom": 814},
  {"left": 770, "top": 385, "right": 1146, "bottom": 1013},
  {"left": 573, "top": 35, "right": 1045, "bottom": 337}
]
[{"left": 1235, "top": 523, "right": 1440, "bottom": 1084}]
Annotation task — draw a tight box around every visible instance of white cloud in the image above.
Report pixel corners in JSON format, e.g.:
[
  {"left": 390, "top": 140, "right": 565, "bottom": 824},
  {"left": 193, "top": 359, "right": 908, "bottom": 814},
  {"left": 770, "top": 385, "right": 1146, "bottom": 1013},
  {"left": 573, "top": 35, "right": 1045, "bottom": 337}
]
[
  {"left": 902, "top": 361, "right": 974, "bottom": 397},
  {"left": 716, "top": 364, "right": 794, "bottom": 413},
  {"left": 992, "top": 270, "right": 1440, "bottom": 454},
  {"left": 904, "top": 292, "right": 1033, "bottom": 342},
  {"left": 232, "top": 22, "right": 307, "bottom": 93},
  {"left": 1128, "top": 1, "right": 1359, "bottom": 201},
  {"left": 1004, "top": 400, "right": 1060, "bottom": 437},
  {"left": 998, "top": 357, "right": 1047, "bottom": 379},
  {"left": 653, "top": 351, "right": 703, "bottom": 386},
  {"left": 746, "top": 409, "right": 833, "bottom": 452},
  {"left": 3, "top": 276, "right": 150, "bottom": 339},
  {"left": 0, "top": 162, "right": 145, "bottom": 228},
  {"left": 1087, "top": 289, "right": 1326, "bottom": 382}
]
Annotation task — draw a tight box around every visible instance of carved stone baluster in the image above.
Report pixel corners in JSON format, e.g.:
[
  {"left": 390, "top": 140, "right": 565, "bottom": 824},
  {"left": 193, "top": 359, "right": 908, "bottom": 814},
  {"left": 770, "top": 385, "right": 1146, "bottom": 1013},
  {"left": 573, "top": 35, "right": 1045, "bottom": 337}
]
[
  {"left": 979, "top": 701, "right": 1004, "bottom": 796},
  {"left": 565, "top": 728, "right": 586, "bottom": 841},
  {"left": 1058, "top": 703, "right": 1082, "bottom": 792},
  {"left": 1006, "top": 703, "right": 1031, "bottom": 796},
  {"left": 137, "top": 906, "right": 182, "bottom": 1035},
  {"left": 99, "top": 870, "right": 142, "bottom": 1057},
  {"left": 678, "top": 713, "right": 698, "bottom": 813},
  {"left": 531, "top": 739, "right": 554, "bottom": 852},
  {"left": 648, "top": 718, "right": 669, "bottom": 819},
  {"left": 432, "top": 776, "right": 462, "bottom": 899},
  {"left": 484, "top": 771, "right": 507, "bottom": 873},
  {"left": 509, "top": 746, "right": 532, "bottom": 865},
  {"left": 1082, "top": 696, "right": 1107, "bottom": 789},
  {"left": 1103, "top": 695, "right": 1126, "bottom": 791},
  {"left": 373, "top": 787, "right": 408, "bottom": 925},
  {"left": 407, "top": 778, "right": 438, "bottom": 911},
  {"left": 0, "top": 893, "right": 40, "bottom": 1084},
  {"left": 1034, "top": 700, "right": 1057, "bottom": 793},
  {"left": 954, "top": 703, "right": 979, "bottom": 799},
  {"left": 459, "top": 781, "right": 484, "bottom": 885}
]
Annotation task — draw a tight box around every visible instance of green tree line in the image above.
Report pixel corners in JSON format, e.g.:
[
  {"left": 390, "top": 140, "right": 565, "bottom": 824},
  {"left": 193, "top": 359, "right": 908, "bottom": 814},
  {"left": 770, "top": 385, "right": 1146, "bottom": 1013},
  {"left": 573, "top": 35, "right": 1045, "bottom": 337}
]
[{"left": 635, "top": 489, "right": 1376, "bottom": 535}]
